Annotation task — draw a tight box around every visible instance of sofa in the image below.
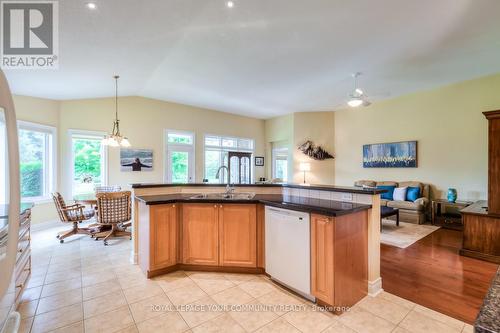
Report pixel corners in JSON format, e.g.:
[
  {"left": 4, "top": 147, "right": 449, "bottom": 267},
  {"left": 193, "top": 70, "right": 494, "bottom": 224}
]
[{"left": 355, "top": 180, "right": 430, "bottom": 224}]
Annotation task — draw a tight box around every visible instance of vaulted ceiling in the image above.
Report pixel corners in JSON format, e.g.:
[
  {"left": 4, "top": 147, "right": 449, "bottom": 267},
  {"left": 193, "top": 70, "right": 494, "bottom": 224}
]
[{"left": 5, "top": 0, "right": 500, "bottom": 118}]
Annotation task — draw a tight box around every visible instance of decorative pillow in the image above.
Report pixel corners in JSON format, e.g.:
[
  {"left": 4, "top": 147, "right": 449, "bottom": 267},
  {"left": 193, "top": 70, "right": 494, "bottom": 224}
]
[
  {"left": 406, "top": 187, "right": 421, "bottom": 201},
  {"left": 377, "top": 185, "right": 396, "bottom": 200},
  {"left": 393, "top": 187, "right": 408, "bottom": 201}
]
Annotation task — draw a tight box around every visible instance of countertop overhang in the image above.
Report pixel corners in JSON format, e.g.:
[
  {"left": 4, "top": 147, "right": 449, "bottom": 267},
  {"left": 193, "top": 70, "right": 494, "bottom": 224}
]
[
  {"left": 134, "top": 194, "right": 372, "bottom": 217},
  {"left": 130, "top": 182, "right": 386, "bottom": 195}
]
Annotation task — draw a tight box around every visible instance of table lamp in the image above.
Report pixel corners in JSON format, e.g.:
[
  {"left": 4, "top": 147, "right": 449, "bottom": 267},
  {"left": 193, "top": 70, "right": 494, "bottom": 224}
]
[{"left": 299, "top": 162, "right": 311, "bottom": 184}]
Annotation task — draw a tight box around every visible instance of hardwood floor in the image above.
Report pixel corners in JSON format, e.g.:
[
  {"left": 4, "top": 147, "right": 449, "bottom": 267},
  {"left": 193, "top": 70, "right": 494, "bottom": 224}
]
[{"left": 381, "top": 228, "right": 499, "bottom": 324}]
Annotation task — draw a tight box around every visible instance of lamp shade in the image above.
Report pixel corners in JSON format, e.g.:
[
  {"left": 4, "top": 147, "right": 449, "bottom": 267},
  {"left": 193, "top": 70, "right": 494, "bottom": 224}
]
[{"left": 299, "top": 162, "right": 311, "bottom": 172}]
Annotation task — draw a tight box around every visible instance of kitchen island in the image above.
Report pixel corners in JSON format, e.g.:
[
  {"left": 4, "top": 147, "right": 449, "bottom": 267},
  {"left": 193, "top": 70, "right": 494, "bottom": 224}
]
[{"left": 131, "top": 183, "right": 384, "bottom": 309}]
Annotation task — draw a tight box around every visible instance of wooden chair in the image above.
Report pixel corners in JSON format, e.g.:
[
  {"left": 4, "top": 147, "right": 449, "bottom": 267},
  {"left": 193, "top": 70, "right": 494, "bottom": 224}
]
[
  {"left": 52, "top": 192, "right": 95, "bottom": 243},
  {"left": 93, "top": 191, "right": 132, "bottom": 245}
]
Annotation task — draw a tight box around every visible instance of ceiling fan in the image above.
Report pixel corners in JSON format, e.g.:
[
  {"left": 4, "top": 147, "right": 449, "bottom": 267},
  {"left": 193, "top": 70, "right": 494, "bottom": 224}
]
[{"left": 347, "top": 72, "right": 371, "bottom": 108}]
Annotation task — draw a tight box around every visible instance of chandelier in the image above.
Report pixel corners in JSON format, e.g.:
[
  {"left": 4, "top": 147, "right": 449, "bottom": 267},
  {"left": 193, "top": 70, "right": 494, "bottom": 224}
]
[{"left": 102, "top": 75, "right": 130, "bottom": 147}]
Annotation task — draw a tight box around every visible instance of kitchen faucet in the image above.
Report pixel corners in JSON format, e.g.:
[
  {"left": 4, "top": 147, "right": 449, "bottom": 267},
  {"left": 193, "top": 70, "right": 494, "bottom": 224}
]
[{"left": 215, "top": 165, "right": 234, "bottom": 194}]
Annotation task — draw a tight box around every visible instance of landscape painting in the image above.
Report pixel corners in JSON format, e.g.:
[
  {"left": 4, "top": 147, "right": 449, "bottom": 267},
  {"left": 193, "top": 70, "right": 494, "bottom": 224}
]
[
  {"left": 363, "top": 141, "right": 417, "bottom": 168},
  {"left": 120, "top": 148, "right": 153, "bottom": 172}
]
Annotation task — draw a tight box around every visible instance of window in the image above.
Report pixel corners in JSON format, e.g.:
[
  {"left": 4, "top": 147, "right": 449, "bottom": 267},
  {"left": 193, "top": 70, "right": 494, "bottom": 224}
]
[
  {"left": 18, "top": 121, "right": 56, "bottom": 201},
  {"left": 165, "top": 130, "right": 195, "bottom": 183},
  {"left": 272, "top": 147, "right": 289, "bottom": 182},
  {"left": 69, "top": 130, "right": 107, "bottom": 195},
  {"left": 204, "top": 135, "right": 254, "bottom": 184}
]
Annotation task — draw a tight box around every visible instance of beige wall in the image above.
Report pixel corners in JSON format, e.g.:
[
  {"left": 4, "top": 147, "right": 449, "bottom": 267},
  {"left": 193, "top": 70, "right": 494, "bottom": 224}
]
[
  {"left": 13, "top": 95, "right": 266, "bottom": 223},
  {"left": 13, "top": 72, "right": 500, "bottom": 223},
  {"left": 293, "top": 112, "right": 335, "bottom": 185},
  {"left": 264, "top": 114, "right": 294, "bottom": 180},
  {"left": 265, "top": 112, "right": 335, "bottom": 185},
  {"left": 13, "top": 95, "right": 60, "bottom": 223},
  {"left": 334, "top": 73, "right": 500, "bottom": 201},
  {"left": 59, "top": 96, "right": 266, "bottom": 196}
]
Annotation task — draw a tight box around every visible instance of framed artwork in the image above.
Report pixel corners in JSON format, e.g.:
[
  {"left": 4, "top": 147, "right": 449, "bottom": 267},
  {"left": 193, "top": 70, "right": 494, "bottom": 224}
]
[
  {"left": 255, "top": 156, "right": 264, "bottom": 167},
  {"left": 120, "top": 148, "right": 153, "bottom": 172},
  {"left": 363, "top": 141, "right": 417, "bottom": 168}
]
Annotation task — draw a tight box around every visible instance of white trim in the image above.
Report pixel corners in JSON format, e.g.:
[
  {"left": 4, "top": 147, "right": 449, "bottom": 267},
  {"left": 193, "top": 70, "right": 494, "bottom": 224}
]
[
  {"left": 17, "top": 120, "right": 57, "bottom": 202},
  {"left": 164, "top": 129, "right": 195, "bottom": 183},
  {"left": 368, "top": 277, "right": 383, "bottom": 296},
  {"left": 67, "top": 129, "right": 108, "bottom": 196},
  {"left": 272, "top": 147, "right": 289, "bottom": 182},
  {"left": 203, "top": 134, "right": 255, "bottom": 183}
]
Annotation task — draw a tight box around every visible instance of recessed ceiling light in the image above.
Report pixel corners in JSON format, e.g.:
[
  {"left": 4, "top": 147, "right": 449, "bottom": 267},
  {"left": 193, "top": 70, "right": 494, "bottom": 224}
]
[
  {"left": 86, "top": 2, "right": 97, "bottom": 10},
  {"left": 226, "top": 1, "right": 234, "bottom": 8}
]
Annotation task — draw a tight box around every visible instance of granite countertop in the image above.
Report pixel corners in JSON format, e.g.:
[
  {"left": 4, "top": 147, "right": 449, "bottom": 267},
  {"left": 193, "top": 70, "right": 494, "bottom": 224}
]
[
  {"left": 134, "top": 194, "right": 372, "bottom": 217},
  {"left": 475, "top": 266, "right": 500, "bottom": 333},
  {"left": 461, "top": 200, "right": 500, "bottom": 218},
  {"left": 130, "top": 182, "right": 386, "bottom": 195}
]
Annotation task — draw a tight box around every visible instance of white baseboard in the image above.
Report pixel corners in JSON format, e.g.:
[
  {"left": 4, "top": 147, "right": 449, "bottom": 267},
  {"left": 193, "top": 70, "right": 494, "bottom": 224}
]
[
  {"left": 368, "top": 277, "right": 383, "bottom": 296},
  {"left": 130, "top": 252, "right": 138, "bottom": 265}
]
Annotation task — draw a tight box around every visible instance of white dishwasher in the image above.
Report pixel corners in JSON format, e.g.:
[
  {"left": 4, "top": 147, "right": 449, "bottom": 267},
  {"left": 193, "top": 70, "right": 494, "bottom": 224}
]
[{"left": 265, "top": 206, "right": 313, "bottom": 300}]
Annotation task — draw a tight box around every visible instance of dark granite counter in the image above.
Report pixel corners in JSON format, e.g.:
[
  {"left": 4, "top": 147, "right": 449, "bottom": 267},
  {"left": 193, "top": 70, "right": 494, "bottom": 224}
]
[
  {"left": 130, "top": 182, "right": 386, "bottom": 195},
  {"left": 461, "top": 200, "right": 500, "bottom": 218},
  {"left": 475, "top": 266, "right": 500, "bottom": 333},
  {"left": 135, "top": 194, "right": 372, "bottom": 217}
]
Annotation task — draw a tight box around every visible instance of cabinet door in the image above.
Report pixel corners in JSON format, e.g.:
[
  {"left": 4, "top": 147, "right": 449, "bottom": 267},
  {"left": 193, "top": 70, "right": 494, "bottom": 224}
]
[
  {"left": 310, "top": 214, "right": 334, "bottom": 305},
  {"left": 219, "top": 204, "right": 257, "bottom": 267},
  {"left": 182, "top": 204, "right": 219, "bottom": 266},
  {"left": 150, "top": 204, "right": 177, "bottom": 270}
]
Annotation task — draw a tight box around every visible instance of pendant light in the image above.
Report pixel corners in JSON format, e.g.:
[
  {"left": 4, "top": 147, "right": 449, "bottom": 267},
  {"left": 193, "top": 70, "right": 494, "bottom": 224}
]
[{"left": 102, "top": 75, "right": 130, "bottom": 147}]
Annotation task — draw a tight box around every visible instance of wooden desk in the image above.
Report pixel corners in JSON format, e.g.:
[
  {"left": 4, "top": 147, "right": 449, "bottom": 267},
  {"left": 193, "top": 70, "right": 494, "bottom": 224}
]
[{"left": 460, "top": 200, "right": 500, "bottom": 264}]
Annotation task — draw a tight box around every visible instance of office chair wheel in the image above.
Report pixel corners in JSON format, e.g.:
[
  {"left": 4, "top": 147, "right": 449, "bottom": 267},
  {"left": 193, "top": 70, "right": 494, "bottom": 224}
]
[
  {"left": 104, "top": 241, "right": 108, "bottom": 246},
  {"left": 56, "top": 235, "right": 60, "bottom": 239},
  {"left": 59, "top": 239, "right": 64, "bottom": 243}
]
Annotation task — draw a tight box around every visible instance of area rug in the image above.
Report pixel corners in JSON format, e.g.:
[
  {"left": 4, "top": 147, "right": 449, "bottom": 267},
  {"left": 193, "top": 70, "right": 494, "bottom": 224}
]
[{"left": 380, "top": 219, "right": 440, "bottom": 249}]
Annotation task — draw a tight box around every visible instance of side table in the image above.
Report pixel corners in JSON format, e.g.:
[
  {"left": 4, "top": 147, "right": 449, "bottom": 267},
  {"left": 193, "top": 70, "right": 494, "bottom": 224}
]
[{"left": 431, "top": 199, "right": 473, "bottom": 230}]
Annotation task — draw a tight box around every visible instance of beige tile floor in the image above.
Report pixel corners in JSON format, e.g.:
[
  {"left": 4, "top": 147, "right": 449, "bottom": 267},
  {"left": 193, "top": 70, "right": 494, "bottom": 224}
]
[{"left": 19, "top": 223, "right": 475, "bottom": 333}]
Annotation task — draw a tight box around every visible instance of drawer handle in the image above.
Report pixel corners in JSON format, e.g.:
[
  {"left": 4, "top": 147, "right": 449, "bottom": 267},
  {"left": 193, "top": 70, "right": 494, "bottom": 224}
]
[{"left": 18, "top": 249, "right": 23, "bottom": 253}]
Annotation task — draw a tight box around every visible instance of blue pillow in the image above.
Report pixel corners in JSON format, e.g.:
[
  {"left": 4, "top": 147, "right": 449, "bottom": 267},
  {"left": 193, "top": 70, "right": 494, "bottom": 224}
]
[
  {"left": 406, "top": 187, "right": 421, "bottom": 201},
  {"left": 377, "top": 185, "right": 396, "bottom": 200}
]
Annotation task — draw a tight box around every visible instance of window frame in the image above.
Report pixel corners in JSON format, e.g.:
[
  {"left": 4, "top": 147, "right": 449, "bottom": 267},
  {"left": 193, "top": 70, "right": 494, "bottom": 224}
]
[
  {"left": 17, "top": 120, "right": 57, "bottom": 203},
  {"left": 67, "top": 129, "right": 108, "bottom": 196},
  {"left": 272, "top": 146, "right": 289, "bottom": 182},
  {"left": 164, "top": 129, "right": 195, "bottom": 183},
  {"left": 203, "top": 134, "right": 255, "bottom": 184}
]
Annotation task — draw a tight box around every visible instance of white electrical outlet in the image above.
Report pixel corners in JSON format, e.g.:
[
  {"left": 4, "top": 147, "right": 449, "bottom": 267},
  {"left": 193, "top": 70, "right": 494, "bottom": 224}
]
[{"left": 341, "top": 193, "right": 353, "bottom": 202}]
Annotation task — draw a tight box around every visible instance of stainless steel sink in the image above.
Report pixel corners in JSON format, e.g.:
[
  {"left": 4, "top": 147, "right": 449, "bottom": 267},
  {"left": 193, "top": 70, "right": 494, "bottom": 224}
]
[{"left": 189, "top": 192, "right": 255, "bottom": 200}]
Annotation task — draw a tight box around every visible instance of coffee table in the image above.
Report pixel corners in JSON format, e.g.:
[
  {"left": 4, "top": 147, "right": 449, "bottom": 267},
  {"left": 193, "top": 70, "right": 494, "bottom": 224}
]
[{"left": 381, "top": 206, "right": 399, "bottom": 228}]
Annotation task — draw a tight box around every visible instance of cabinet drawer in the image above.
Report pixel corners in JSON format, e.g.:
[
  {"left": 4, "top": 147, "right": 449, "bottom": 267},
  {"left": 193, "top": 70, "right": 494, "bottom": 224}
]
[
  {"left": 15, "top": 256, "right": 31, "bottom": 303},
  {"left": 16, "top": 229, "right": 30, "bottom": 263}
]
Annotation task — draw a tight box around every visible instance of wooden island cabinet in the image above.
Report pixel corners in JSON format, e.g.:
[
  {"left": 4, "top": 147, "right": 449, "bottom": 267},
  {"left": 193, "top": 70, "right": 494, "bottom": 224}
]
[
  {"left": 138, "top": 202, "right": 260, "bottom": 277},
  {"left": 138, "top": 203, "right": 178, "bottom": 274},
  {"left": 311, "top": 211, "right": 368, "bottom": 309},
  {"left": 182, "top": 204, "right": 219, "bottom": 266},
  {"left": 136, "top": 197, "right": 370, "bottom": 311}
]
